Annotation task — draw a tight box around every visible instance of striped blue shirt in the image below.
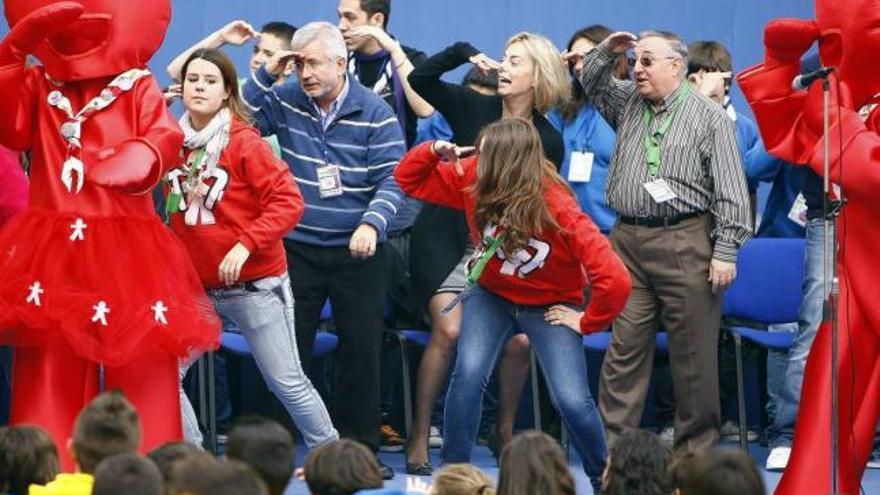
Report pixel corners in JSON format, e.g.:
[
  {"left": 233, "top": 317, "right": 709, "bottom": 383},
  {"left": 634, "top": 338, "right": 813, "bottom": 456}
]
[{"left": 243, "top": 66, "right": 406, "bottom": 247}]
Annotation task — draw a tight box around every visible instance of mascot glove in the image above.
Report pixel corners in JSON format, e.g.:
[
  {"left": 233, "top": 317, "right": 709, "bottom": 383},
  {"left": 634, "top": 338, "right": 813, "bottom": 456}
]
[
  {"left": 90, "top": 139, "right": 162, "bottom": 195},
  {"left": 764, "top": 18, "right": 820, "bottom": 65},
  {"left": 0, "top": 2, "right": 83, "bottom": 67}
]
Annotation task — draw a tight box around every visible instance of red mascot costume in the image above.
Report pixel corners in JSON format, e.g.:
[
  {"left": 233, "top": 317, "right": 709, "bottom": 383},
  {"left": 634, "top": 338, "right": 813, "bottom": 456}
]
[
  {"left": 738, "top": 0, "right": 880, "bottom": 493},
  {"left": 0, "top": 1, "right": 219, "bottom": 468}
]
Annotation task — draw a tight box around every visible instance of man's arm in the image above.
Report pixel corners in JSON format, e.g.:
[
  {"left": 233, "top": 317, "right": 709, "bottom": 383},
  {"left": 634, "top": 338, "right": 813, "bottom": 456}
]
[
  {"left": 166, "top": 20, "right": 258, "bottom": 81},
  {"left": 577, "top": 32, "right": 637, "bottom": 130},
  {"left": 344, "top": 26, "right": 435, "bottom": 118},
  {"left": 707, "top": 113, "right": 753, "bottom": 263}
]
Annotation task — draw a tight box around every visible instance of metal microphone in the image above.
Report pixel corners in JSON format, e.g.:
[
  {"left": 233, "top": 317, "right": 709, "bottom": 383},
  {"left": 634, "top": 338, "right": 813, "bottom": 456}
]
[{"left": 791, "top": 66, "right": 835, "bottom": 91}]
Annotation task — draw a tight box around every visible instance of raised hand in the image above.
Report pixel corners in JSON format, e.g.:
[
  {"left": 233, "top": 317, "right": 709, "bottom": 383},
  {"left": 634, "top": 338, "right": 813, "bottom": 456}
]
[
  {"left": 430, "top": 140, "right": 474, "bottom": 177},
  {"left": 602, "top": 31, "right": 638, "bottom": 55},
  {"left": 343, "top": 25, "right": 397, "bottom": 52},
  {"left": 216, "top": 20, "right": 259, "bottom": 46},
  {"left": 469, "top": 53, "right": 501, "bottom": 75},
  {"left": 763, "top": 18, "right": 819, "bottom": 64},
  {"left": 0, "top": 1, "right": 83, "bottom": 65}
]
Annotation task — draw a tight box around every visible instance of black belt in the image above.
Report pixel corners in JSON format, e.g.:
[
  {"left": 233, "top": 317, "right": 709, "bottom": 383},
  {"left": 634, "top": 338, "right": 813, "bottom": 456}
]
[{"left": 618, "top": 211, "right": 705, "bottom": 228}]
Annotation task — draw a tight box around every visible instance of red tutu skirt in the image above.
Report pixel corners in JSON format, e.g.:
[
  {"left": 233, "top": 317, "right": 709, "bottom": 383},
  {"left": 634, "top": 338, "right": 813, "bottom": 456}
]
[{"left": 0, "top": 209, "right": 220, "bottom": 366}]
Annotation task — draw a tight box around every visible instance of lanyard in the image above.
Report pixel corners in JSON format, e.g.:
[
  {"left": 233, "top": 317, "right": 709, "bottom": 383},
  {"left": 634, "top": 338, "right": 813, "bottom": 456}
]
[
  {"left": 642, "top": 84, "right": 689, "bottom": 177},
  {"left": 468, "top": 232, "right": 505, "bottom": 284},
  {"left": 164, "top": 147, "right": 207, "bottom": 222}
]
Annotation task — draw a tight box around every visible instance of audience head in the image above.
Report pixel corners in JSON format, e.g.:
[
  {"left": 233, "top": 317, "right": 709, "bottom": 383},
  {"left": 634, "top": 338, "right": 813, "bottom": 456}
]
[
  {"left": 92, "top": 452, "right": 163, "bottom": 495},
  {"left": 290, "top": 22, "right": 348, "bottom": 105},
  {"left": 146, "top": 441, "right": 205, "bottom": 490},
  {"left": 633, "top": 30, "right": 688, "bottom": 103},
  {"left": 168, "top": 456, "right": 268, "bottom": 495},
  {"left": 462, "top": 66, "right": 499, "bottom": 96},
  {"left": 497, "top": 431, "right": 575, "bottom": 495},
  {"left": 337, "top": 0, "right": 391, "bottom": 49},
  {"left": 0, "top": 425, "right": 60, "bottom": 495},
  {"left": 251, "top": 21, "right": 296, "bottom": 75},
  {"left": 304, "top": 439, "right": 382, "bottom": 495},
  {"left": 674, "top": 449, "right": 766, "bottom": 495},
  {"left": 226, "top": 415, "right": 295, "bottom": 495},
  {"left": 71, "top": 390, "right": 141, "bottom": 474},
  {"left": 563, "top": 24, "right": 628, "bottom": 120},
  {"left": 500, "top": 32, "right": 570, "bottom": 114},
  {"left": 601, "top": 429, "right": 673, "bottom": 495},
  {"left": 473, "top": 118, "right": 566, "bottom": 256},
  {"left": 433, "top": 464, "right": 495, "bottom": 495},
  {"left": 567, "top": 24, "right": 629, "bottom": 81},
  {"left": 181, "top": 48, "right": 250, "bottom": 128},
  {"left": 687, "top": 40, "right": 733, "bottom": 104}
]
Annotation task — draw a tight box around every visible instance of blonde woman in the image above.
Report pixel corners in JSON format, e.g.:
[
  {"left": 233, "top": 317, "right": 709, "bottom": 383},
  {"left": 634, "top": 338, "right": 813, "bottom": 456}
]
[
  {"left": 396, "top": 118, "right": 631, "bottom": 491},
  {"left": 404, "top": 32, "right": 569, "bottom": 475},
  {"left": 434, "top": 464, "right": 495, "bottom": 495}
]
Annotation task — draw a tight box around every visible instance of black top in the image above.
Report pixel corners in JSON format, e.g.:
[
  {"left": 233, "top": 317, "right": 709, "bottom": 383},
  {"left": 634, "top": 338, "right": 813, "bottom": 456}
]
[
  {"left": 407, "top": 41, "right": 564, "bottom": 309},
  {"left": 352, "top": 44, "right": 427, "bottom": 147}
]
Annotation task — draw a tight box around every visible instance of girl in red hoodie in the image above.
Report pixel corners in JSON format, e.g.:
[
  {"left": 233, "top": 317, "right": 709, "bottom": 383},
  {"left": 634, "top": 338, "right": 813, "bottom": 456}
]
[
  {"left": 395, "top": 117, "right": 631, "bottom": 491},
  {"left": 167, "top": 48, "right": 337, "bottom": 448}
]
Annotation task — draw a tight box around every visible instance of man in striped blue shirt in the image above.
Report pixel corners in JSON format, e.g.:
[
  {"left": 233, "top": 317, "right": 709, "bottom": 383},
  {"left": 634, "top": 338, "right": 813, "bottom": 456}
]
[{"left": 242, "top": 21, "right": 405, "bottom": 472}]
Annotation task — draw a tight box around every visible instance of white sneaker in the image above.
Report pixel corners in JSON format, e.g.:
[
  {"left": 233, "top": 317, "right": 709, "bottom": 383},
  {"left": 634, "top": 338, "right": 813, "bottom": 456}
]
[
  {"left": 766, "top": 446, "right": 792, "bottom": 471},
  {"left": 659, "top": 426, "right": 674, "bottom": 447},
  {"left": 866, "top": 452, "right": 880, "bottom": 469},
  {"left": 428, "top": 426, "right": 443, "bottom": 449}
]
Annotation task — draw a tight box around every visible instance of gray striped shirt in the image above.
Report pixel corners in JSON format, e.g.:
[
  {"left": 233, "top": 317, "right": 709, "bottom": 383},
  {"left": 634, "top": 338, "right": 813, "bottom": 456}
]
[{"left": 580, "top": 46, "right": 752, "bottom": 262}]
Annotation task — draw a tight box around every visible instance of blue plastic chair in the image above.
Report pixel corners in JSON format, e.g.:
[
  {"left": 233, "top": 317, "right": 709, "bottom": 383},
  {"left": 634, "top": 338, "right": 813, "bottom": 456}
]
[{"left": 723, "top": 237, "right": 805, "bottom": 451}]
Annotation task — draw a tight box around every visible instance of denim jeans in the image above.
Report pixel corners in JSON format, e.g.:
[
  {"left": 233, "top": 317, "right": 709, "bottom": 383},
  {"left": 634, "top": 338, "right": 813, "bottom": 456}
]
[
  {"left": 768, "top": 219, "right": 828, "bottom": 447},
  {"left": 442, "top": 286, "right": 606, "bottom": 488},
  {"left": 181, "top": 274, "right": 338, "bottom": 448},
  {"left": 766, "top": 322, "right": 798, "bottom": 428}
]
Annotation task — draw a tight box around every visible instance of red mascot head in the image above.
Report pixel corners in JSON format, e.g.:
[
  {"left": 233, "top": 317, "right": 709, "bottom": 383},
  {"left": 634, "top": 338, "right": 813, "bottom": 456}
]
[
  {"left": 815, "top": 0, "right": 880, "bottom": 110},
  {"left": 4, "top": 0, "right": 170, "bottom": 81}
]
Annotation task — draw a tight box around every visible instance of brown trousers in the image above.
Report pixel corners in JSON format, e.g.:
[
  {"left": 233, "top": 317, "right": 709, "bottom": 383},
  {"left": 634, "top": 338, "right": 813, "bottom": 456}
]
[{"left": 599, "top": 215, "right": 721, "bottom": 455}]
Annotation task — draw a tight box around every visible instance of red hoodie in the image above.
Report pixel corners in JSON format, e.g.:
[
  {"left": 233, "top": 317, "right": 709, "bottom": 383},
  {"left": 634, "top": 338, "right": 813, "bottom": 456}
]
[
  {"left": 395, "top": 142, "right": 631, "bottom": 334},
  {"left": 169, "top": 119, "right": 303, "bottom": 289}
]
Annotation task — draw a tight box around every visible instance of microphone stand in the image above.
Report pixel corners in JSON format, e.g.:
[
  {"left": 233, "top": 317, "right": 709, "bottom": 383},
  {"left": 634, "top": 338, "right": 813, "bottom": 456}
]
[{"left": 819, "top": 74, "right": 845, "bottom": 495}]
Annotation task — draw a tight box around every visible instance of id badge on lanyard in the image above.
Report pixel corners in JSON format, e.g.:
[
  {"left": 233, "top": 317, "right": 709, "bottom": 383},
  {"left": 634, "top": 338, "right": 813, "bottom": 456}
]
[
  {"left": 641, "top": 85, "right": 688, "bottom": 204},
  {"left": 317, "top": 165, "right": 343, "bottom": 198}
]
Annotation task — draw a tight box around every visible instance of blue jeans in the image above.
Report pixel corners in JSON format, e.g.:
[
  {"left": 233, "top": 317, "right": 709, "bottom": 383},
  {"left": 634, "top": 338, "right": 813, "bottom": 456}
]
[
  {"left": 442, "top": 286, "right": 606, "bottom": 488},
  {"left": 768, "top": 219, "right": 827, "bottom": 448},
  {"left": 181, "top": 274, "right": 338, "bottom": 448}
]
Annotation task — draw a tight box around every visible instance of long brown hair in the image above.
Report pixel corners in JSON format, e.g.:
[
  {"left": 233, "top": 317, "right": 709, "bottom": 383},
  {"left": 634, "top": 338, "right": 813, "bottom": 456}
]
[
  {"left": 497, "top": 431, "right": 575, "bottom": 495},
  {"left": 471, "top": 118, "right": 570, "bottom": 255},
  {"left": 181, "top": 48, "right": 252, "bottom": 124}
]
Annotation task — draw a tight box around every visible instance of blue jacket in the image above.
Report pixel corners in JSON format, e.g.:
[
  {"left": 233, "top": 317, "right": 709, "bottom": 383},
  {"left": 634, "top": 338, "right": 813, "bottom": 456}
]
[
  {"left": 243, "top": 67, "right": 405, "bottom": 246},
  {"left": 415, "top": 112, "right": 454, "bottom": 144},
  {"left": 735, "top": 113, "right": 806, "bottom": 238},
  {"left": 548, "top": 105, "right": 617, "bottom": 233}
]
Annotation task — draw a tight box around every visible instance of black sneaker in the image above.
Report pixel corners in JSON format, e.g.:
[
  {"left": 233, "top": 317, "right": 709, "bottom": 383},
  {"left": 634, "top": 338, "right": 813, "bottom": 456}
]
[{"left": 378, "top": 459, "right": 395, "bottom": 480}]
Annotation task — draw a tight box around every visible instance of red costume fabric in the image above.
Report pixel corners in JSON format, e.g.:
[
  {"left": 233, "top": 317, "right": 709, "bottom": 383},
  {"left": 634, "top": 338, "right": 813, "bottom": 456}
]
[
  {"left": 168, "top": 119, "right": 304, "bottom": 289},
  {"left": 0, "top": 0, "right": 220, "bottom": 469},
  {"left": 737, "top": 1, "right": 880, "bottom": 493},
  {"left": 395, "top": 142, "right": 631, "bottom": 334}
]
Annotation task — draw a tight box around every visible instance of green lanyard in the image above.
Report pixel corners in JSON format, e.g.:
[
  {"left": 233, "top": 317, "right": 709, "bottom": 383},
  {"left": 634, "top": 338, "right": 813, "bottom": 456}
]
[
  {"left": 164, "top": 147, "right": 207, "bottom": 222},
  {"left": 467, "top": 233, "right": 506, "bottom": 285},
  {"left": 642, "top": 84, "right": 689, "bottom": 177}
]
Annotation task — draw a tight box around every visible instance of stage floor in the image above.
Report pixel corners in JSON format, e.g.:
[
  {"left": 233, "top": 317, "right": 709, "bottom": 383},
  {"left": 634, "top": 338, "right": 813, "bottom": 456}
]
[{"left": 282, "top": 441, "right": 880, "bottom": 495}]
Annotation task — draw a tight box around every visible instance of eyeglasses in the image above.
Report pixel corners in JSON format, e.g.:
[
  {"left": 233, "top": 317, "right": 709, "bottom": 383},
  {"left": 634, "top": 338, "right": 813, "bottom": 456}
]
[{"left": 633, "top": 55, "right": 678, "bottom": 68}]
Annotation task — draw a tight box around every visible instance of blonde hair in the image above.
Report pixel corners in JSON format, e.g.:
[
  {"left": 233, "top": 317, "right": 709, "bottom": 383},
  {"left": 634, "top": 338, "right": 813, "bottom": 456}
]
[
  {"left": 505, "top": 32, "right": 571, "bottom": 114},
  {"left": 434, "top": 464, "right": 496, "bottom": 495}
]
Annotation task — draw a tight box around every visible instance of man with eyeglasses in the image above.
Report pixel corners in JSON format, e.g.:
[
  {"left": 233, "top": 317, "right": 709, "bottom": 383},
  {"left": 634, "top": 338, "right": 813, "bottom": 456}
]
[
  {"left": 577, "top": 30, "right": 751, "bottom": 456},
  {"left": 242, "top": 22, "right": 405, "bottom": 475}
]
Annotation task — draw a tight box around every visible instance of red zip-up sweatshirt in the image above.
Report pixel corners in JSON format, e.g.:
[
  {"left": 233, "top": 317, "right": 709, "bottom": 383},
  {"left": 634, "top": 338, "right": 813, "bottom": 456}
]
[
  {"left": 169, "top": 119, "right": 303, "bottom": 289},
  {"left": 395, "top": 142, "right": 631, "bottom": 334}
]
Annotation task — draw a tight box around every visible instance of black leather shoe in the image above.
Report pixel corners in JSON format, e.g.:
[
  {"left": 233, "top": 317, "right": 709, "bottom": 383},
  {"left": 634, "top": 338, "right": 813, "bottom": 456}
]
[
  {"left": 405, "top": 461, "right": 434, "bottom": 476},
  {"left": 378, "top": 460, "right": 395, "bottom": 480}
]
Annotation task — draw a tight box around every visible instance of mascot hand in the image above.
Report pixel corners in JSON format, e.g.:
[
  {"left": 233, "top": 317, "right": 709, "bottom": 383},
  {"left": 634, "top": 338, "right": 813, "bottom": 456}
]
[
  {"left": 90, "top": 140, "right": 160, "bottom": 194},
  {"left": 0, "top": 2, "right": 83, "bottom": 66},
  {"left": 802, "top": 73, "right": 854, "bottom": 138},
  {"left": 764, "top": 18, "right": 820, "bottom": 65}
]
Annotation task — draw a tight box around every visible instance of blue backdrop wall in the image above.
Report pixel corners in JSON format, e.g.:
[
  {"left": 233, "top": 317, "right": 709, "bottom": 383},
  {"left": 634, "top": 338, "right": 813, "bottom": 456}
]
[{"left": 0, "top": 0, "right": 814, "bottom": 115}]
